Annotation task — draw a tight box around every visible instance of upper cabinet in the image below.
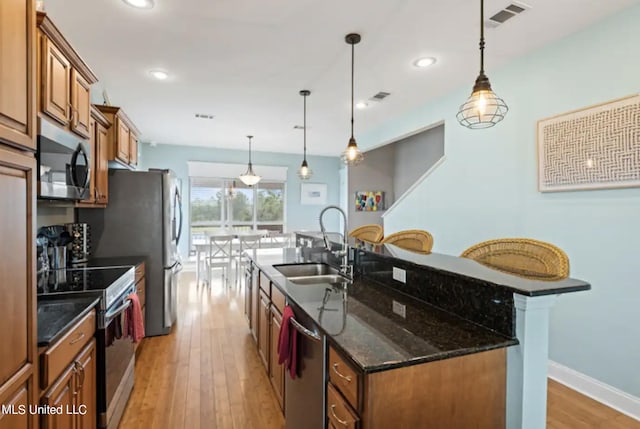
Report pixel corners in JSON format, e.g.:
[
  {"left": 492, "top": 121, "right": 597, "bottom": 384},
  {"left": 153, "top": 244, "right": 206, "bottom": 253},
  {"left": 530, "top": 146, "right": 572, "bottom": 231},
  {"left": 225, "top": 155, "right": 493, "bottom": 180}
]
[
  {"left": 94, "top": 105, "right": 141, "bottom": 169},
  {"left": 0, "top": 0, "right": 37, "bottom": 151},
  {"left": 36, "top": 12, "right": 98, "bottom": 139}
]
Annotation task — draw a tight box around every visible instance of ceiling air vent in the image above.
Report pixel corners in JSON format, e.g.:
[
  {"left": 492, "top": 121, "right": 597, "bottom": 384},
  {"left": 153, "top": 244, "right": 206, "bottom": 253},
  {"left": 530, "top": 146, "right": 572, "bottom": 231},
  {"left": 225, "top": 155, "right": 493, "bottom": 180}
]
[
  {"left": 487, "top": 1, "right": 531, "bottom": 27},
  {"left": 195, "top": 113, "right": 214, "bottom": 120},
  {"left": 369, "top": 91, "right": 391, "bottom": 102}
]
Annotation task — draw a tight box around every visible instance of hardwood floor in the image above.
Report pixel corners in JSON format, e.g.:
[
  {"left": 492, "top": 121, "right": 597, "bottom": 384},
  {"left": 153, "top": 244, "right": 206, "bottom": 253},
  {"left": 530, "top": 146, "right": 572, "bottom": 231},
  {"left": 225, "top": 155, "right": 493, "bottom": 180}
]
[{"left": 119, "top": 270, "right": 640, "bottom": 429}]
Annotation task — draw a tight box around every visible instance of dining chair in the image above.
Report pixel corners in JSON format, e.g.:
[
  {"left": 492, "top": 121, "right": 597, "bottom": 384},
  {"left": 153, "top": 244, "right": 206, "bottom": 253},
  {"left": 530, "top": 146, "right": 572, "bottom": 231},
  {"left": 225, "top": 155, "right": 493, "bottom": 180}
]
[
  {"left": 235, "top": 233, "right": 263, "bottom": 285},
  {"left": 460, "top": 238, "right": 570, "bottom": 280},
  {"left": 206, "top": 234, "right": 234, "bottom": 286},
  {"left": 348, "top": 224, "right": 384, "bottom": 244},
  {"left": 382, "top": 229, "right": 434, "bottom": 253}
]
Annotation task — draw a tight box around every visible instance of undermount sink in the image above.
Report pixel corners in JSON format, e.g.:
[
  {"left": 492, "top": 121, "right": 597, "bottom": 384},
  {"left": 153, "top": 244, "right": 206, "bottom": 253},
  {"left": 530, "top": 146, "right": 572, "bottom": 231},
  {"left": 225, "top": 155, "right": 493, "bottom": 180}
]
[{"left": 273, "top": 263, "right": 350, "bottom": 285}]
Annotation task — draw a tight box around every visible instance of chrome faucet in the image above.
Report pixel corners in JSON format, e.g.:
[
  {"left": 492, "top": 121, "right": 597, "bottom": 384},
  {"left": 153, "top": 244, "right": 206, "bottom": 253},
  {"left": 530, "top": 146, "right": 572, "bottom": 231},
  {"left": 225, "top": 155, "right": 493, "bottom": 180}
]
[{"left": 319, "top": 205, "right": 352, "bottom": 279}]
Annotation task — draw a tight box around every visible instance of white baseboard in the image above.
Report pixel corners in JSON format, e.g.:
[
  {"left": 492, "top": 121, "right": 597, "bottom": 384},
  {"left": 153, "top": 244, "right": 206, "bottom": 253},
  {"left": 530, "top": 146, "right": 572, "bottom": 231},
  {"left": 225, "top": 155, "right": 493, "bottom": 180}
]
[{"left": 548, "top": 360, "right": 640, "bottom": 421}]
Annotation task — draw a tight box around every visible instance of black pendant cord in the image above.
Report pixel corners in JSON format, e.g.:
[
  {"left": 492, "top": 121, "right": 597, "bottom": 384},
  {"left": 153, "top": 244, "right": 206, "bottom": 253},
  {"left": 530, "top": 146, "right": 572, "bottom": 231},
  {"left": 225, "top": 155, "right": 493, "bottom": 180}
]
[
  {"left": 350, "top": 42, "right": 355, "bottom": 140},
  {"left": 303, "top": 93, "right": 307, "bottom": 161},
  {"left": 479, "top": 0, "right": 485, "bottom": 75}
]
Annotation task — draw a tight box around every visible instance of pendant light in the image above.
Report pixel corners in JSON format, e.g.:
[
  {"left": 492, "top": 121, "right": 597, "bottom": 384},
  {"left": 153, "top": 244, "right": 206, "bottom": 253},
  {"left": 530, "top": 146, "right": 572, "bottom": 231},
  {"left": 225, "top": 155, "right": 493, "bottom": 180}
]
[
  {"left": 341, "top": 33, "right": 364, "bottom": 165},
  {"left": 297, "top": 90, "right": 313, "bottom": 180},
  {"left": 239, "top": 135, "right": 261, "bottom": 186},
  {"left": 456, "top": 0, "right": 508, "bottom": 129}
]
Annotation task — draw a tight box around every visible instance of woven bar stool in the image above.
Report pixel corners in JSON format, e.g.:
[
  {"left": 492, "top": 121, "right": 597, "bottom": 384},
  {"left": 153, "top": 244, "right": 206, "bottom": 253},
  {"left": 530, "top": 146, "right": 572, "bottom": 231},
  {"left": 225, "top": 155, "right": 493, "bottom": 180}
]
[
  {"left": 348, "top": 224, "right": 384, "bottom": 244},
  {"left": 382, "top": 229, "right": 434, "bottom": 253}
]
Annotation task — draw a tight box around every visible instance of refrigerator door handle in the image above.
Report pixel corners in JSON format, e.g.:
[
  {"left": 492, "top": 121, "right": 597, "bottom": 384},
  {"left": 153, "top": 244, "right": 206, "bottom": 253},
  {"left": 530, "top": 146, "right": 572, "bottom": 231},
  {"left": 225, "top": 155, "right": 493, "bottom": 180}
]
[{"left": 174, "top": 187, "right": 183, "bottom": 246}]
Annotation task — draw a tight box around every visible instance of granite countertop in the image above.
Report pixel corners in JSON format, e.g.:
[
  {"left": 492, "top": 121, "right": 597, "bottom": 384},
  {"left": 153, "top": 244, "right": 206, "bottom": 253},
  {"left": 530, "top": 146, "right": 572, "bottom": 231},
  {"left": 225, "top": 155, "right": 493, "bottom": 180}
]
[
  {"left": 76, "top": 256, "right": 147, "bottom": 269},
  {"left": 37, "top": 296, "right": 100, "bottom": 346},
  {"left": 246, "top": 248, "right": 518, "bottom": 373}
]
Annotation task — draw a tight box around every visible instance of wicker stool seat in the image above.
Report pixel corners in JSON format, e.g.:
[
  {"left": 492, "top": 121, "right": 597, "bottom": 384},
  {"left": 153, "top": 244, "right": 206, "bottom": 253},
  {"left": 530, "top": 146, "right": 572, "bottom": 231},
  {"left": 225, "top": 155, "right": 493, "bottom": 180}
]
[
  {"left": 382, "top": 229, "right": 434, "bottom": 253},
  {"left": 348, "top": 224, "right": 384, "bottom": 244},
  {"left": 460, "top": 238, "right": 569, "bottom": 280}
]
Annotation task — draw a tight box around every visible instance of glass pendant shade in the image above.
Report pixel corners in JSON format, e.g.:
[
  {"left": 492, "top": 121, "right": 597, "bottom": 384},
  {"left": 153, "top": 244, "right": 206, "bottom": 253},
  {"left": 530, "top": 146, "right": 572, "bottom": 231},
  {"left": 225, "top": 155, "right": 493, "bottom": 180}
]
[
  {"left": 343, "top": 33, "right": 365, "bottom": 166},
  {"left": 457, "top": 0, "right": 508, "bottom": 129},
  {"left": 239, "top": 136, "right": 261, "bottom": 186},
  {"left": 297, "top": 159, "right": 313, "bottom": 180},
  {"left": 341, "top": 137, "right": 364, "bottom": 165},
  {"left": 456, "top": 74, "right": 508, "bottom": 129}
]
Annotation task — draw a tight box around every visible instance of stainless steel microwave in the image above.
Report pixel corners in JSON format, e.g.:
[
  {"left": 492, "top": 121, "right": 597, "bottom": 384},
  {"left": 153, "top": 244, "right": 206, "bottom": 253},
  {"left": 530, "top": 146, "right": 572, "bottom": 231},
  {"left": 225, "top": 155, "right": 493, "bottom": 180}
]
[{"left": 36, "top": 119, "right": 91, "bottom": 201}]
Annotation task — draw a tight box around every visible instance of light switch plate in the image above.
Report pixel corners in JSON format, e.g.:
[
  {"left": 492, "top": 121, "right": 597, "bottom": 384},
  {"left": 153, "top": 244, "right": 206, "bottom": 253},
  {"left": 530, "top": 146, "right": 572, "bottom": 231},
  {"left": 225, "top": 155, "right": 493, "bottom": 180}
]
[
  {"left": 392, "top": 300, "right": 406, "bottom": 318},
  {"left": 392, "top": 267, "right": 406, "bottom": 283}
]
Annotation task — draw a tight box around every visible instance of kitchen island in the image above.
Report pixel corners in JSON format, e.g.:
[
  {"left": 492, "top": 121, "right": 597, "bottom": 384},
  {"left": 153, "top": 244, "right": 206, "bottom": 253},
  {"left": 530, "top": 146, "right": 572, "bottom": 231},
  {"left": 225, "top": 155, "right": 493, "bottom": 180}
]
[{"left": 246, "top": 237, "right": 590, "bottom": 429}]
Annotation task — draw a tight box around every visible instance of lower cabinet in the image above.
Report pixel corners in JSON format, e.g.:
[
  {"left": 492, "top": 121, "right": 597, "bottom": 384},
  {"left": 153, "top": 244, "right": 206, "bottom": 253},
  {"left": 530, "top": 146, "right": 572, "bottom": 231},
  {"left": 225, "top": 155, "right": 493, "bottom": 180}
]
[
  {"left": 41, "top": 339, "right": 96, "bottom": 429},
  {"left": 246, "top": 267, "right": 286, "bottom": 413},
  {"left": 327, "top": 344, "right": 507, "bottom": 429},
  {"left": 0, "top": 381, "right": 32, "bottom": 429}
]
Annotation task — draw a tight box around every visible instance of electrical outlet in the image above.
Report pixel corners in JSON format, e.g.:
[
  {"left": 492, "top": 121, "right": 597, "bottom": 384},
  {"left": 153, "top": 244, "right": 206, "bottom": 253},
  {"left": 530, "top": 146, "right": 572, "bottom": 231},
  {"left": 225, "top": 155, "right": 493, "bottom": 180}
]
[
  {"left": 392, "top": 300, "right": 406, "bottom": 318},
  {"left": 392, "top": 267, "right": 406, "bottom": 283}
]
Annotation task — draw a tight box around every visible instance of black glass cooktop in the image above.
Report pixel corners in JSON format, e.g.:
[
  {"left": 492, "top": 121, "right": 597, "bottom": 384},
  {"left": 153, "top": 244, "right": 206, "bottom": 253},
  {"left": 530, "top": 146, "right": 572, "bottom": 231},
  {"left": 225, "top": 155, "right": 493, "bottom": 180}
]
[{"left": 37, "top": 267, "right": 131, "bottom": 295}]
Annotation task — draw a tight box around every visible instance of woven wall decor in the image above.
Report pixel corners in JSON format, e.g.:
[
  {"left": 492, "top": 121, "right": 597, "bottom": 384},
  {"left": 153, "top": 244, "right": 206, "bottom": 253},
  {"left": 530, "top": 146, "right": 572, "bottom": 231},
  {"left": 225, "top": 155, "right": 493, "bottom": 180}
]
[{"left": 537, "top": 94, "right": 640, "bottom": 192}]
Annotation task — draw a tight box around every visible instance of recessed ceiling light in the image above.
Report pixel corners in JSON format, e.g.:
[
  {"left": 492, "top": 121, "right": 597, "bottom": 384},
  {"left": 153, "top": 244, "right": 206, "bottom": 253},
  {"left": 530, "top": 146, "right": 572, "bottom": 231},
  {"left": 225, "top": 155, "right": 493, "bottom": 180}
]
[
  {"left": 356, "top": 101, "right": 368, "bottom": 109},
  {"left": 413, "top": 57, "right": 437, "bottom": 68},
  {"left": 123, "top": 0, "right": 154, "bottom": 9},
  {"left": 149, "top": 70, "right": 169, "bottom": 80}
]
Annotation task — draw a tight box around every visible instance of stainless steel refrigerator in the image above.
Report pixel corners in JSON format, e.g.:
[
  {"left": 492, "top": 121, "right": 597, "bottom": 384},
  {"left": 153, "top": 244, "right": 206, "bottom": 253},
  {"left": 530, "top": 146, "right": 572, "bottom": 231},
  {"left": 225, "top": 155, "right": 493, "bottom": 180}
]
[{"left": 78, "top": 169, "right": 183, "bottom": 336}]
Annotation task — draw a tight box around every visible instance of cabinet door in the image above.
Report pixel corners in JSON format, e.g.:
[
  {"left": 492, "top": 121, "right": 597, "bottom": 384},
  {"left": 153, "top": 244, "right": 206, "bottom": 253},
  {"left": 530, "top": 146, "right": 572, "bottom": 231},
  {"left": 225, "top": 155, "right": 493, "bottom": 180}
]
[
  {"left": 41, "top": 38, "right": 70, "bottom": 126},
  {"left": 42, "top": 365, "right": 76, "bottom": 429},
  {"left": 250, "top": 269, "right": 259, "bottom": 342},
  {"left": 115, "top": 118, "right": 130, "bottom": 164},
  {"left": 75, "top": 339, "right": 96, "bottom": 429},
  {"left": 269, "top": 307, "right": 284, "bottom": 411},
  {"left": 257, "top": 291, "right": 270, "bottom": 370},
  {"left": 70, "top": 69, "right": 91, "bottom": 138},
  {"left": 95, "top": 122, "right": 109, "bottom": 204},
  {"left": 128, "top": 133, "right": 138, "bottom": 166},
  {"left": 0, "top": 381, "right": 31, "bottom": 429},
  {"left": 0, "top": 147, "right": 35, "bottom": 389},
  {"left": 0, "top": 0, "right": 36, "bottom": 151}
]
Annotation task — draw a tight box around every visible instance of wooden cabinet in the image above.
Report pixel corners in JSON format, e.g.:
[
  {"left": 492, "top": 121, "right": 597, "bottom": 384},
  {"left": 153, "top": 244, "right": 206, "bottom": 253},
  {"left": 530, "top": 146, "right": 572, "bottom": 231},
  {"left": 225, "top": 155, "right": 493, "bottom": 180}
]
[
  {"left": 41, "top": 38, "right": 70, "bottom": 126},
  {"left": 94, "top": 105, "right": 140, "bottom": 168},
  {"left": 269, "top": 307, "right": 284, "bottom": 411},
  {"left": 0, "top": 0, "right": 36, "bottom": 151},
  {"left": 36, "top": 12, "right": 98, "bottom": 139},
  {"left": 128, "top": 133, "right": 138, "bottom": 166},
  {"left": 41, "top": 339, "right": 96, "bottom": 429},
  {"left": 0, "top": 382, "right": 31, "bottom": 429},
  {"left": 70, "top": 69, "right": 91, "bottom": 138},
  {"left": 77, "top": 107, "right": 111, "bottom": 208},
  {"left": 257, "top": 290, "right": 270, "bottom": 370},
  {"left": 0, "top": 145, "right": 37, "bottom": 429},
  {"left": 327, "top": 344, "right": 507, "bottom": 429},
  {"left": 250, "top": 268, "right": 259, "bottom": 341}
]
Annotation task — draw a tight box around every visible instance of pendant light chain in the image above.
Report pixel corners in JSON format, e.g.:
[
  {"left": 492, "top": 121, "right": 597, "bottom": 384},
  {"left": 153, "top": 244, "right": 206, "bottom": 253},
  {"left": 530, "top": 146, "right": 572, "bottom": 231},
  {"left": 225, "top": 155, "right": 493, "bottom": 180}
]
[
  {"left": 350, "top": 41, "right": 355, "bottom": 140},
  {"left": 303, "top": 92, "right": 307, "bottom": 161},
  {"left": 479, "top": 0, "right": 485, "bottom": 74},
  {"left": 248, "top": 136, "right": 252, "bottom": 166}
]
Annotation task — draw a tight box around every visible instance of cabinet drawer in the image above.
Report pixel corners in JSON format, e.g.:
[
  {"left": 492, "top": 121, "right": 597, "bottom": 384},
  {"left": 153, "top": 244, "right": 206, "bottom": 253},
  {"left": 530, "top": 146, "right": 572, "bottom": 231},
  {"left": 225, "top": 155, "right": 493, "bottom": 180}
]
[
  {"left": 329, "top": 346, "right": 360, "bottom": 411},
  {"left": 327, "top": 382, "right": 359, "bottom": 429},
  {"left": 259, "top": 271, "right": 271, "bottom": 295},
  {"left": 271, "top": 284, "right": 286, "bottom": 313},
  {"left": 41, "top": 310, "right": 95, "bottom": 389},
  {"left": 134, "top": 262, "right": 145, "bottom": 284}
]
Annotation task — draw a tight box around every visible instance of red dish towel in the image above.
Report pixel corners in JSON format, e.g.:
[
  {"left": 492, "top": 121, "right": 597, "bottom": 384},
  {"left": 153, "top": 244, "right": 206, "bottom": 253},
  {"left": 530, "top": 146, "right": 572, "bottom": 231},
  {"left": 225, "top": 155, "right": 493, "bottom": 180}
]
[
  {"left": 277, "top": 305, "right": 298, "bottom": 379},
  {"left": 126, "top": 292, "right": 145, "bottom": 343}
]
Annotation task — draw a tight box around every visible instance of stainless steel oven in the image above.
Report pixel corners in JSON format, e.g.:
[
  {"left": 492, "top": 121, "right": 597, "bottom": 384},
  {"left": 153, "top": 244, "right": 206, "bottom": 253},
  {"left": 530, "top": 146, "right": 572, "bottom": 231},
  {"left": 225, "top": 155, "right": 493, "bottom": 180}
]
[{"left": 97, "top": 283, "right": 136, "bottom": 429}]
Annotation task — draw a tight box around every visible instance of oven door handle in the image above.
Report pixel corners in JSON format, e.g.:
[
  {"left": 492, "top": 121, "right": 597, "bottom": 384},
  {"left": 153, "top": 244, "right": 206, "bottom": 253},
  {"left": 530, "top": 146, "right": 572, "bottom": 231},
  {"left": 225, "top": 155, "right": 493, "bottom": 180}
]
[
  {"left": 290, "top": 317, "right": 322, "bottom": 342},
  {"left": 105, "top": 298, "right": 132, "bottom": 323}
]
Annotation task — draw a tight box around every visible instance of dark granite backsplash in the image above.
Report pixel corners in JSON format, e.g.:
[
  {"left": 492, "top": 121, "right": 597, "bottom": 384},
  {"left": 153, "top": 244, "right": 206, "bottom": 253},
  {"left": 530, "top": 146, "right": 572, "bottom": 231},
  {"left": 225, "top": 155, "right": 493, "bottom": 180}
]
[{"left": 354, "top": 249, "right": 515, "bottom": 338}]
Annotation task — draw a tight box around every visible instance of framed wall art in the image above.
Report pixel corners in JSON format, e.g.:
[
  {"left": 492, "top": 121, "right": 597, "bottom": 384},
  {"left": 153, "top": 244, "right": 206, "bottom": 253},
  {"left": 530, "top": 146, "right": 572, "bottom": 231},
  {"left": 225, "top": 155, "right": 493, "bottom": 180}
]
[
  {"left": 355, "top": 191, "right": 385, "bottom": 211},
  {"left": 537, "top": 94, "right": 640, "bottom": 192},
  {"left": 300, "top": 183, "right": 327, "bottom": 205}
]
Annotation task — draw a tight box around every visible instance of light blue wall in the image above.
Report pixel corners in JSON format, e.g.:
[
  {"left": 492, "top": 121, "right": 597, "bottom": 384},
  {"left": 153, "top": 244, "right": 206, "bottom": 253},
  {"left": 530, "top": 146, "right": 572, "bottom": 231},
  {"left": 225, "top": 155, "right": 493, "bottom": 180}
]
[
  {"left": 364, "top": 5, "right": 640, "bottom": 397},
  {"left": 139, "top": 143, "right": 342, "bottom": 257}
]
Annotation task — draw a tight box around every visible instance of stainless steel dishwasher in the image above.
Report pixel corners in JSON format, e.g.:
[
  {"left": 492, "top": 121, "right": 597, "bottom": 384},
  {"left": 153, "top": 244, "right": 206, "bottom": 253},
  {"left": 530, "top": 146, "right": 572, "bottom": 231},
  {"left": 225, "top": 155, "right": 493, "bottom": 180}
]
[{"left": 285, "top": 302, "right": 326, "bottom": 429}]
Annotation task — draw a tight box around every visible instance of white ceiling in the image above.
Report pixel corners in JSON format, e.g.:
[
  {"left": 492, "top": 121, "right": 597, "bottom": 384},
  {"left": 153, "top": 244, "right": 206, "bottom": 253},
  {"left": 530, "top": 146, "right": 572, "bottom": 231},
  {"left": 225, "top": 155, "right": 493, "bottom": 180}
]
[{"left": 46, "top": 0, "right": 637, "bottom": 156}]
